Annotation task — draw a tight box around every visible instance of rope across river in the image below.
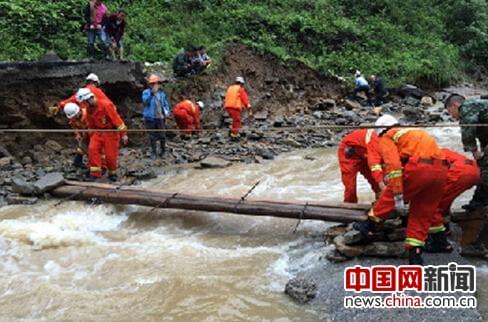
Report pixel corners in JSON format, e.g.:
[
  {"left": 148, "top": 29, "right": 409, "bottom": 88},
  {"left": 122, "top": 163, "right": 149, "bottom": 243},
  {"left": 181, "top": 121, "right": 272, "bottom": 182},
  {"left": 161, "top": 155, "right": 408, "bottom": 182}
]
[{"left": 1, "top": 123, "right": 488, "bottom": 134}]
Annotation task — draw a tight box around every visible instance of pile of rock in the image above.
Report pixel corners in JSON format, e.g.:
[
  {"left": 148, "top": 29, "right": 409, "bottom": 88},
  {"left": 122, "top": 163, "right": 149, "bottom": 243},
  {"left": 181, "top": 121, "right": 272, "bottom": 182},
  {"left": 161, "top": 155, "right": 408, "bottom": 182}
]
[{"left": 324, "top": 217, "right": 408, "bottom": 262}]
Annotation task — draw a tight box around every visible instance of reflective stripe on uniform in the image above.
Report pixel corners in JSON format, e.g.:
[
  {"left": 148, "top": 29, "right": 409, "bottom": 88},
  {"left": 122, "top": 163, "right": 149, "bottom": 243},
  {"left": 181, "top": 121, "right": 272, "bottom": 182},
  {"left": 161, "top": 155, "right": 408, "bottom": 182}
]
[
  {"left": 392, "top": 128, "right": 417, "bottom": 143},
  {"left": 428, "top": 225, "right": 446, "bottom": 233},
  {"left": 90, "top": 166, "right": 102, "bottom": 172},
  {"left": 387, "top": 169, "right": 403, "bottom": 179},
  {"left": 365, "top": 129, "right": 374, "bottom": 144},
  {"left": 370, "top": 164, "right": 382, "bottom": 172},
  {"left": 405, "top": 238, "right": 425, "bottom": 247},
  {"left": 368, "top": 208, "right": 383, "bottom": 223},
  {"left": 117, "top": 124, "right": 127, "bottom": 131}
]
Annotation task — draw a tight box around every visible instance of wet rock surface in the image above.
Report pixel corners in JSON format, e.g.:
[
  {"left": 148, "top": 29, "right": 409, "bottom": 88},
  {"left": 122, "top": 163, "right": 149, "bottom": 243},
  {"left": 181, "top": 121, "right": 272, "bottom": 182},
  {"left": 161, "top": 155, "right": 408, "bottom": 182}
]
[{"left": 284, "top": 277, "right": 317, "bottom": 304}]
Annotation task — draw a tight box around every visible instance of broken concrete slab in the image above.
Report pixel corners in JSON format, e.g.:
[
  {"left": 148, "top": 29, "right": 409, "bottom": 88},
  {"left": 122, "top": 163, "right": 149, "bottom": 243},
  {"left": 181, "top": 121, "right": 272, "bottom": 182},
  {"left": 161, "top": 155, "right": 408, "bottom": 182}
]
[
  {"left": 33, "top": 172, "right": 65, "bottom": 194},
  {"left": 11, "top": 178, "right": 36, "bottom": 195},
  {"left": 200, "top": 157, "right": 232, "bottom": 169}
]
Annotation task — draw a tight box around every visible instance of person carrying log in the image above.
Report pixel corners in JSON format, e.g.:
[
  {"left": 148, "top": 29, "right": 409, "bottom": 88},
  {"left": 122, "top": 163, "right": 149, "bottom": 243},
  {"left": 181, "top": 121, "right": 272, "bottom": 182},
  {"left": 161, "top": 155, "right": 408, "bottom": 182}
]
[
  {"left": 173, "top": 98, "right": 203, "bottom": 137},
  {"left": 224, "top": 76, "right": 252, "bottom": 141},
  {"left": 76, "top": 88, "right": 128, "bottom": 182},
  {"left": 337, "top": 129, "right": 384, "bottom": 203},
  {"left": 353, "top": 115, "right": 448, "bottom": 265},
  {"left": 425, "top": 148, "right": 480, "bottom": 253}
]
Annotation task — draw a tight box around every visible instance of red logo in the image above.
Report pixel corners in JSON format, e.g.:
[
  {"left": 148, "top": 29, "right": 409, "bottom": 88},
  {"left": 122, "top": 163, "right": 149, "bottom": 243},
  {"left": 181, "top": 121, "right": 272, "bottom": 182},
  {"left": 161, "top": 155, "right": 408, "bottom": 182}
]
[{"left": 345, "top": 265, "right": 423, "bottom": 293}]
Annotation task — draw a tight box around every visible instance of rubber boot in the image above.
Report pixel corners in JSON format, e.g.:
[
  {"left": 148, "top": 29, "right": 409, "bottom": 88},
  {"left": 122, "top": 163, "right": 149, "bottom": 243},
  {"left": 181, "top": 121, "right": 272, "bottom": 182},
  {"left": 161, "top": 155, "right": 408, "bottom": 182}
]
[
  {"left": 408, "top": 247, "right": 424, "bottom": 265},
  {"left": 108, "top": 174, "right": 118, "bottom": 182},
  {"left": 159, "top": 139, "right": 165, "bottom": 158},
  {"left": 424, "top": 231, "right": 453, "bottom": 253},
  {"left": 87, "top": 44, "right": 96, "bottom": 61},
  {"left": 73, "top": 154, "right": 85, "bottom": 168},
  {"left": 352, "top": 219, "right": 376, "bottom": 239},
  {"left": 150, "top": 140, "right": 158, "bottom": 160}
]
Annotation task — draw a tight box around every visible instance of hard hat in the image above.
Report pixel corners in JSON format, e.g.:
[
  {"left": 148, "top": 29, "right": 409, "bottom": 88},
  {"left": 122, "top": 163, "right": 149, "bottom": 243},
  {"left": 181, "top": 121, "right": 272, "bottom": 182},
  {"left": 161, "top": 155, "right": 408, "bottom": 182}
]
[
  {"left": 375, "top": 114, "right": 399, "bottom": 135},
  {"left": 235, "top": 76, "right": 245, "bottom": 84},
  {"left": 355, "top": 70, "right": 361, "bottom": 77},
  {"left": 196, "top": 101, "right": 204, "bottom": 109},
  {"left": 147, "top": 74, "right": 162, "bottom": 84},
  {"left": 86, "top": 73, "right": 100, "bottom": 84},
  {"left": 76, "top": 88, "right": 95, "bottom": 103},
  {"left": 64, "top": 103, "right": 81, "bottom": 119}
]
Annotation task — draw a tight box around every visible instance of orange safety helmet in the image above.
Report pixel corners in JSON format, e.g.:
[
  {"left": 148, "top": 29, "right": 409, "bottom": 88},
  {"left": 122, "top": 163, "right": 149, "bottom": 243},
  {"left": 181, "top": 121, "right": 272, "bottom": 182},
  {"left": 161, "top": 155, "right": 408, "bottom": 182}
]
[{"left": 147, "top": 74, "right": 162, "bottom": 84}]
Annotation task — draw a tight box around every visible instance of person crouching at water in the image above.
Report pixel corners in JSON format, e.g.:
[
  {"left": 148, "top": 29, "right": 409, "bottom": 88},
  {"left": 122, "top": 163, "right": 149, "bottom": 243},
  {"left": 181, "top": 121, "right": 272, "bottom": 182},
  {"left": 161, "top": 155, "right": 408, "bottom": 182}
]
[{"left": 142, "top": 74, "right": 171, "bottom": 159}]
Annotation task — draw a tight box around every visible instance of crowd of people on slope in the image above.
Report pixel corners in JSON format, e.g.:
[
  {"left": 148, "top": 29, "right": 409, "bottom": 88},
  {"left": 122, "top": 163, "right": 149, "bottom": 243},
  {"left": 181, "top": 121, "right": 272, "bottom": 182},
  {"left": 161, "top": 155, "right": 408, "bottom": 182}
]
[
  {"left": 83, "top": 0, "right": 127, "bottom": 61},
  {"left": 173, "top": 45, "right": 212, "bottom": 77},
  {"left": 352, "top": 70, "right": 387, "bottom": 107},
  {"left": 337, "top": 94, "right": 488, "bottom": 265},
  {"left": 47, "top": 72, "right": 251, "bottom": 180}
]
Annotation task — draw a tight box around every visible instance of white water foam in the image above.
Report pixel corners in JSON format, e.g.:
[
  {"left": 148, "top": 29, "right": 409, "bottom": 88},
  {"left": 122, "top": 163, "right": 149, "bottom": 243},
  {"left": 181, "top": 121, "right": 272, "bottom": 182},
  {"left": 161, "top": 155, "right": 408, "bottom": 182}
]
[{"left": 0, "top": 205, "right": 127, "bottom": 249}]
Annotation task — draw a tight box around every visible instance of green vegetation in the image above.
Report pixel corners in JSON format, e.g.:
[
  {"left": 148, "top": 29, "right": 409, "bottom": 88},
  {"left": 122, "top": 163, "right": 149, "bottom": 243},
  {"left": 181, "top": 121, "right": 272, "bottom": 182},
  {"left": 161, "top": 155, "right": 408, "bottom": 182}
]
[{"left": 1, "top": 0, "right": 487, "bottom": 86}]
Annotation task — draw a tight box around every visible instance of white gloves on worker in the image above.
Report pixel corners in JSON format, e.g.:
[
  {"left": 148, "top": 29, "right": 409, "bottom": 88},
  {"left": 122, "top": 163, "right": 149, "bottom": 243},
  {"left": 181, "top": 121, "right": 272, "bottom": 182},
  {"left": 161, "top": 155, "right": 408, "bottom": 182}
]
[{"left": 394, "top": 194, "right": 407, "bottom": 216}]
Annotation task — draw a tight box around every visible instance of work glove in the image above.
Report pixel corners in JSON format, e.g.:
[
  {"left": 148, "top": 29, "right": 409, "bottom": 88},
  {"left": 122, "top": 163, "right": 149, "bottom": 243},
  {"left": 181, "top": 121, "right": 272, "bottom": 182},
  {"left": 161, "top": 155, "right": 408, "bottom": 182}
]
[
  {"left": 394, "top": 194, "right": 407, "bottom": 217},
  {"left": 472, "top": 150, "right": 485, "bottom": 161},
  {"left": 47, "top": 105, "right": 59, "bottom": 116},
  {"left": 121, "top": 135, "right": 129, "bottom": 146}
]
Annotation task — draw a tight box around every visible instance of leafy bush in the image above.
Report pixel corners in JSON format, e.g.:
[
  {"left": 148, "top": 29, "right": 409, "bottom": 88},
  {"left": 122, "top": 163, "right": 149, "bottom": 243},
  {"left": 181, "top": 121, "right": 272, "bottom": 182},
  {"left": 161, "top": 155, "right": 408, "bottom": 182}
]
[{"left": 0, "top": 0, "right": 486, "bottom": 86}]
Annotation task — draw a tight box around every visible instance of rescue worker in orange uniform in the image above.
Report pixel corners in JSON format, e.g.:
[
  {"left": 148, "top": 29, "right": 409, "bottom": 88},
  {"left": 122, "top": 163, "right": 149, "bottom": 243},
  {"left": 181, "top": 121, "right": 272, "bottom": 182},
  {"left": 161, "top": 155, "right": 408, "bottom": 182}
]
[
  {"left": 48, "top": 73, "right": 110, "bottom": 115},
  {"left": 63, "top": 103, "right": 90, "bottom": 168},
  {"left": 425, "top": 148, "right": 480, "bottom": 252},
  {"left": 76, "top": 88, "right": 128, "bottom": 182},
  {"left": 338, "top": 129, "right": 384, "bottom": 203},
  {"left": 353, "top": 115, "right": 448, "bottom": 265},
  {"left": 224, "top": 76, "right": 252, "bottom": 140},
  {"left": 173, "top": 98, "right": 204, "bottom": 137}
]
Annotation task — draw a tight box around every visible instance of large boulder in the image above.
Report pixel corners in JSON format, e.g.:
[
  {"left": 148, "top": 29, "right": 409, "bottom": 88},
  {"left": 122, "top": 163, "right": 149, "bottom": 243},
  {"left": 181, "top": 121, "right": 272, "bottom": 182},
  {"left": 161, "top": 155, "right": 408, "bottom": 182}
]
[
  {"left": 284, "top": 277, "right": 317, "bottom": 304},
  {"left": 200, "top": 157, "right": 232, "bottom": 169},
  {"left": 33, "top": 172, "right": 65, "bottom": 194}
]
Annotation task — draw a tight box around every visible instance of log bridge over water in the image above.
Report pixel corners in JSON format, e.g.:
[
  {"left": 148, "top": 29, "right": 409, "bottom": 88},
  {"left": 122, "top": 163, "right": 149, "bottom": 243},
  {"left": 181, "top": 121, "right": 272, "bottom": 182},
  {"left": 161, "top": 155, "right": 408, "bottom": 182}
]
[
  {"left": 49, "top": 181, "right": 488, "bottom": 246},
  {"left": 51, "top": 181, "right": 368, "bottom": 223}
]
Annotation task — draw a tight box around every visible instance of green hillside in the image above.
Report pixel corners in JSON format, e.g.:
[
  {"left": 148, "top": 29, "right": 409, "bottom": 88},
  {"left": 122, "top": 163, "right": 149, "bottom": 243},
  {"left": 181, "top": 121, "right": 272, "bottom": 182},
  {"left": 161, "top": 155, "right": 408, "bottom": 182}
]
[{"left": 1, "top": 0, "right": 487, "bottom": 86}]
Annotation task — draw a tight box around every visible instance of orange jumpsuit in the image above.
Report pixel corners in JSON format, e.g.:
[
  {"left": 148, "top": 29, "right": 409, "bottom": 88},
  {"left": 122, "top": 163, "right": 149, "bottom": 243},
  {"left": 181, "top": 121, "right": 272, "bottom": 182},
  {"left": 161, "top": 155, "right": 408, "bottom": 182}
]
[
  {"left": 224, "top": 84, "right": 250, "bottom": 136},
  {"left": 173, "top": 100, "right": 201, "bottom": 134},
  {"left": 58, "top": 84, "right": 110, "bottom": 109},
  {"left": 338, "top": 129, "right": 384, "bottom": 203},
  {"left": 369, "top": 128, "right": 448, "bottom": 248},
  {"left": 430, "top": 148, "right": 480, "bottom": 232},
  {"left": 86, "top": 99, "right": 127, "bottom": 177}
]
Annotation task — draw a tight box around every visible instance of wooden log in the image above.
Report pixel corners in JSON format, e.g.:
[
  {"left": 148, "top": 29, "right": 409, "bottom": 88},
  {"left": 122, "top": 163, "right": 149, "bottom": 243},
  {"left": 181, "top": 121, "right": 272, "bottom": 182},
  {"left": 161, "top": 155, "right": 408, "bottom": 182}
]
[{"left": 51, "top": 184, "right": 367, "bottom": 223}]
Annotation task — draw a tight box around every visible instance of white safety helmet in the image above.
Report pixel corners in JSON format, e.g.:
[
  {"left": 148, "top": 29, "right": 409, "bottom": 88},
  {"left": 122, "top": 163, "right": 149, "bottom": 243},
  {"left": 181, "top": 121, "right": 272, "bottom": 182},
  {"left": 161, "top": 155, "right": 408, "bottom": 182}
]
[
  {"left": 235, "top": 76, "right": 245, "bottom": 84},
  {"left": 86, "top": 73, "right": 100, "bottom": 84},
  {"left": 375, "top": 114, "right": 399, "bottom": 135},
  {"left": 64, "top": 103, "right": 81, "bottom": 119},
  {"left": 76, "top": 88, "right": 95, "bottom": 103},
  {"left": 196, "top": 101, "right": 205, "bottom": 109},
  {"left": 355, "top": 70, "right": 361, "bottom": 77}
]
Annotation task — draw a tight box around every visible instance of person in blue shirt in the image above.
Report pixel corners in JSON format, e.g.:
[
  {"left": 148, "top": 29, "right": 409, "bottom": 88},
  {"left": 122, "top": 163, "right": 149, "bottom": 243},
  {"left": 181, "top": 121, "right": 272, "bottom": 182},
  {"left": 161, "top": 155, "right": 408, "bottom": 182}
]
[
  {"left": 142, "top": 74, "right": 171, "bottom": 158},
  {"left": 353, "top": 71, "right": 372, "bottom": 106}
]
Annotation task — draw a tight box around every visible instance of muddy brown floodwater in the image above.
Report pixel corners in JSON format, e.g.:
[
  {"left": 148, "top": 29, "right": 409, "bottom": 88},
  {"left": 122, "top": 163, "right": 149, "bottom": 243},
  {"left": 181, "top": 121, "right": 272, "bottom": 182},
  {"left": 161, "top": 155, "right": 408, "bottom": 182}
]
[{"left": 0, "top": 126, "right": 487, "bottom": 321}]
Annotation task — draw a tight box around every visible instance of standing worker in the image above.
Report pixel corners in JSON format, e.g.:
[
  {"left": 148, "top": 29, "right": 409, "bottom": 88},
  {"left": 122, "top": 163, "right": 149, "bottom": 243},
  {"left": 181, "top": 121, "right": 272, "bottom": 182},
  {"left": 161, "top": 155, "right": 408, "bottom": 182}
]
[
  {"left": 445, "top": 94, "right": 488, "bottom": 210},
  {"left": 224, "top": 76, "right": 252, "bottom": 140},
  {"left": 142, "top": 74, "right": 171, "bottom": 159},
  {"left": 76, "top": 88, "right": 128, "bottom": 182},
  {"left": 48, "top": 73, "right": 110, "bottom": 115},
  {"left": 173, "top": 98, "right": 203, "bottom": 137},
  {"left": 353, "top": 115, "right": 448, "bottom": 265},
  {"left": 337, "top": 129, "right": 384, "bottom": 203},
  {"left": 426, "top": 148, "right": 480, "bottom": 253}
]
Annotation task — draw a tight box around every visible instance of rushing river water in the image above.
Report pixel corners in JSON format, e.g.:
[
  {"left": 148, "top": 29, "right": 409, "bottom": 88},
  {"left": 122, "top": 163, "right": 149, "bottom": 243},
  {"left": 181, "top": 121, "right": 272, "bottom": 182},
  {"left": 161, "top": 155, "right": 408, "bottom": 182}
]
[{"left": 0, "top": 126, "right": 487, "bottom": 321}]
